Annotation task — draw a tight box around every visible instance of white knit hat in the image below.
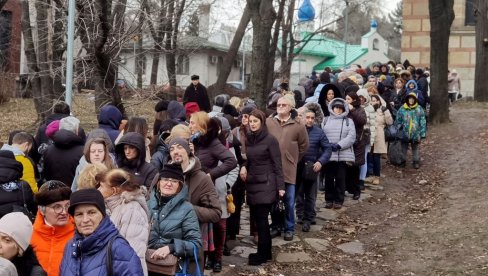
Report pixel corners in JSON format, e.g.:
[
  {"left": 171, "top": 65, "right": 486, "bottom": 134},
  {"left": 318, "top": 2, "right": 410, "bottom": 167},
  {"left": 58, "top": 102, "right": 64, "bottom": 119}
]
[
  {"left": 0, "top": 257, "right": 18, "bottom": 276},
  {"left": 0, "top": 212, "right": 33, "bottom": 252}
]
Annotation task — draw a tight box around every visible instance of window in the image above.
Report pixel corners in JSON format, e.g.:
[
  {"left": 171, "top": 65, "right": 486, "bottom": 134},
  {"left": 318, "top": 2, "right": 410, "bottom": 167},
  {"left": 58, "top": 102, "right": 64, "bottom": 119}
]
[
  {"left": 135, "top": 54, "right": 146, "bottom": 76},
  {"left": 372, "top": 38, "right": 379, "bottom": 51},
  {"left": 0, "top": 11, "right": 12, "bottom": 71},
  {"left": 176, "top": 55, "right": 190, "bottom": 75},
  {"left": 465, "top": 0, "right": 475, "bottom": 26}
]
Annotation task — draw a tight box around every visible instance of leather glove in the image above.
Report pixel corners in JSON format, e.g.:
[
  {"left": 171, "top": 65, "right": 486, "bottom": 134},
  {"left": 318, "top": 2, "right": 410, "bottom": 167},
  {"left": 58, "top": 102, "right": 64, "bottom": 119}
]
[{"left": 331, "top": 144, "right": 341, "bottom": 152}]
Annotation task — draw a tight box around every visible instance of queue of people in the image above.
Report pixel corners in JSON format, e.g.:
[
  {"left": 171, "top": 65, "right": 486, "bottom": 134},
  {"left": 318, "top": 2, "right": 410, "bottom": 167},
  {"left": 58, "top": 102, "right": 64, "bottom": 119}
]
[{"left": 0, "top": 63, "right": 430, "bottom": 275}]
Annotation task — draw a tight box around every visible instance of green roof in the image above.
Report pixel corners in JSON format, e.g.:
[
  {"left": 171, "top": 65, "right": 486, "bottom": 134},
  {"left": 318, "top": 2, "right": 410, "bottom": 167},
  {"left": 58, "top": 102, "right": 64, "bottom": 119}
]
[
  {"left": 313, "top": 45, "right": 367, "bottom": 70},
  {"left": 293, "top": 33, "right": 338, "bottom": 57}
]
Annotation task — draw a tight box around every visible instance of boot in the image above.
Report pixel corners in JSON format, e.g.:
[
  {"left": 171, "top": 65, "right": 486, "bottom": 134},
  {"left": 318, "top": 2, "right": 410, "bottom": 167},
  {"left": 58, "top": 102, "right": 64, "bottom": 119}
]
[
  {"left": 372, "top": 176, "right": 380, "bottom": 185},
  {"left": 364, "top": 176, "right": 375, "bottom": 184}
]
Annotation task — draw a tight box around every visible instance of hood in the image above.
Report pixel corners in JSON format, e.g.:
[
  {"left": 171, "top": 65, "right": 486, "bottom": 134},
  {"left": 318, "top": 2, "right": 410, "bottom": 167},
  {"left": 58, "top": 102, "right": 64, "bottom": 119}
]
[
  {"left": 183, "top": 156, "right": 203, "bottom": 176},
  {"left": 115, "top": 187, "right": 149, "bottom": 214},
  {"left": 53, "top": 129, "right": 84, "bottom": 149},
  {"left": 167, "top": 101, "right": 186, "bottom": 121},
  {"left": 115, "top": 132, "right": 146, "bottom": 163},
  {"left": 98, "top": 105, "right": 123, "bottom": 130},
  {"left": 318, "top": 83, "right": 341, "bottom": 115},
  {"left": 405, "top": 80, "right": 418, "bottom": 91},
  {"left": 382, "top": 76, "right": 394, "bottom": 88},
  {"left": 328, "top": 98, "right": 350, "bottom": 119},
  {"left": 404, "top": 92, "right": 418, "bottom": 107},
  {"left": 0, "top": 144, "right": 24, "bottom": 156},
  {"left": 73, "top": 216, "right": 118, "bottom": 255},
  {"left": 356, "top": 89, "right": 371, "bottom": 106},
  {"left": 0, "top": 153, "right": 22, "bottom": 183},
  {"left": 303, "top": 102, "right": 324, "bottom": 126}
]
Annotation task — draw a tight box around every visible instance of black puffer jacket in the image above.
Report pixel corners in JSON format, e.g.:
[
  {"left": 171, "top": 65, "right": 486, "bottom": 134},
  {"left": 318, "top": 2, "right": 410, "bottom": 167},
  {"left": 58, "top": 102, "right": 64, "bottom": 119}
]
[
  {"left": 196, "top": 138, "right": 237, "bottom": 181},
  {"left": 244, "top": 127, "right": 284, "bottom": 205},
  {"left": 115, "top": 132, "right": 158, "bottom": 189},
  {"left": 0, "top": 150, "right": 35, "bottom": 219},
  {"left": 43, "top": 129, "right": 84, "bottom": 186}
]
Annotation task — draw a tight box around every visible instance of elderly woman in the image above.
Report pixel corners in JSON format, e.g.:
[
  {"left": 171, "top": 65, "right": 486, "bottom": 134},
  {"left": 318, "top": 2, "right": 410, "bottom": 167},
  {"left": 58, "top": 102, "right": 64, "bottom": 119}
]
[
  {"left": 147, "top": 163, "right": 202, "bottom": 275},
  {"left": 60, "top": 189, "right": 143, "bottom": 275},
  {"left": 239, "top": 109, "right": 285, "bottom": 266},
  {"left": 97, "top": 169, "right": 149, "bottom": 275},
  {"left": 0, "top": 212, "right": 45, "bottom": 275},
  {"left": 31, "top": 181, "right": 74, "bottom": 276}
]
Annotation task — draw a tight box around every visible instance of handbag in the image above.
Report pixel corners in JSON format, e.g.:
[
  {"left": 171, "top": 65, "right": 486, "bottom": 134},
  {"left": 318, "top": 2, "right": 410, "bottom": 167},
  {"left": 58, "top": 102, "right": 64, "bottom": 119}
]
[
  {"left": 175, "top": 242, "right": 201, "bottom": 276},
  {"left": 302, "top": 161, "right": 318, "bottom": 182},
  {"left": 145, "top": 249, "right": 178, "bottom": 275},
  {"left": 226, "top": 192, "right": 235, "bottom": 214}
]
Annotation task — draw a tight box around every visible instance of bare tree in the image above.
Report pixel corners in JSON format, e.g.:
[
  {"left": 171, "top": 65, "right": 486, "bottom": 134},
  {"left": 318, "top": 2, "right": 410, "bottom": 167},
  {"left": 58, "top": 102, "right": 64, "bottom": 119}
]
[
  {"left": 474, "top": 0, "right": 488, "bottom": 102},
  {"left": 428, "top": 0, "right": 454, "bottom": 124}
]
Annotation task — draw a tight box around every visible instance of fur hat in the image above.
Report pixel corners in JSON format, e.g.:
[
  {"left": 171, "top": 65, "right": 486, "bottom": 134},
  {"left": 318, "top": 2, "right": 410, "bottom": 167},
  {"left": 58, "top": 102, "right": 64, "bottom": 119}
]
[
  {"left": 35, "top": 180, "right": 72, "bottom": 206},
  {"left": 222, "top": 104, "right": 239, "bottom": 117},
  {"left": 159, "top": 162, "right": 184, "bottom": 182},
  {"left": 0, "top": 212, "right": 33, "bottom": 252},
  {"left": 168, "top": 138, "right": 191, "bottom": 156},
  {"left": 191, "top": 75, "right": 199, "bottom": 80},
  {"left": 68, "top": 189, "right": 106, "bottom": 216}
]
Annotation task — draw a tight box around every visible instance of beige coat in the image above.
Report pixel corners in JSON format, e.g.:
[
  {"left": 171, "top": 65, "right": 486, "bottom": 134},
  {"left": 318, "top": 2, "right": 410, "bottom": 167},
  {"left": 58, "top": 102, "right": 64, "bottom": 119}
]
[
  {"left": 372, "top": 108, "right": 393, "bottom": 154},
  {"left": 266, "top": 110, "right": 309, "bottom": 185},
  {"left": 106, "top": 188, "right": 150, "bottom": 276}
]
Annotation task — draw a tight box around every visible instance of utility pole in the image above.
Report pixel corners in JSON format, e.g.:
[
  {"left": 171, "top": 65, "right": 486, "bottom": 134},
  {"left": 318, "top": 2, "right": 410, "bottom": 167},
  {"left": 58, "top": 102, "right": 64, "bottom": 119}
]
[
  {"left": 343, "top": 0, "right": 349, "bottom": 69},
  {"left": 65, "top": 0, "right": 76, "bottom": 108}
]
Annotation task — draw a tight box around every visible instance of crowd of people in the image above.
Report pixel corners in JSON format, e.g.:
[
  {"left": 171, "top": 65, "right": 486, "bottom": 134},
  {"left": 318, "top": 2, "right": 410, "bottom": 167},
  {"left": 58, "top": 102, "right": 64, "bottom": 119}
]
[{"left": 0, "top": 64, "right": 434, "bottom": 275}]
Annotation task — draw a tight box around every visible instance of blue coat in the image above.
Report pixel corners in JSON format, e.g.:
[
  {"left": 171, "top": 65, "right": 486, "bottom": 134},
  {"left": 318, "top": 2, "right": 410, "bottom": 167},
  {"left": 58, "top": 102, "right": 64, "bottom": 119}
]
[
  {"left": 60, "top": 216, "right": 143, "bottom": 276},
  {"left": 147, "top": 185, "right": 202, "bottom": 258},
  {"left": 302, "top": 125, "right": 331, "bottom": 165}
]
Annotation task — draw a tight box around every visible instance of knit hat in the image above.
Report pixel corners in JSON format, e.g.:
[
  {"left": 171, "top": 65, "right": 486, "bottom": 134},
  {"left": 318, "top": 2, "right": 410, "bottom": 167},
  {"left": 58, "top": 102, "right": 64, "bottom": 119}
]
[
  {"left": 241, "top": 105, "right": 256, "bottom": 115},
  {"left": 249, "top": 109, "right": 267, "bottom": 125},
  {"left": 159, "top": 162, "right": 184, "bottom": 182},
  {"left": 45, "top": 120, "right": 61, "bottom": 140},
  {"left": 68, "top": 189, "right": 106, "bottom": 216},
  {"left": 184, "top": 102, "right": 200, "bottom": 117},
  {"left": 168, "top": 138, "right": 191, "bottom": 156},
  {"left": 191, "top": 75, "right": 199, "bottom": 80},
  {"left": 59, "top": 116, "right": 80, "bottom": 134},
  {"left": 35, "top": 180, "right": 72, "bottom": 206},
  {"left": 0, "top": 212, "right": 33, "bottom": 252},
  {"left": 154, "top": 100, "right": 169, "bottom": 112},
  {"left": 0, "top": 257, "right": 17, "bottom": 276}
]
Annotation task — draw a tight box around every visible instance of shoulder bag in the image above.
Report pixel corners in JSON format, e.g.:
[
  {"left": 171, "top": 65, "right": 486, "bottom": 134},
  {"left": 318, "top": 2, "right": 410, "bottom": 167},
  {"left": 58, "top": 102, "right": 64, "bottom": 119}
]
[
  {"left": 175, "top": 242, "right": 201, "bottom": 276},
  {"left": 145, "top": 248, "right": 179, "bottom": 275}
]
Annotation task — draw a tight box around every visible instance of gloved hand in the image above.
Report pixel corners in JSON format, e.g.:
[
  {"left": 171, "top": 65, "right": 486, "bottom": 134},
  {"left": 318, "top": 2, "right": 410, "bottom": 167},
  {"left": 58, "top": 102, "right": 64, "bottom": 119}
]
[
  {"left": 331, "top": 143, "right": 341, "bottom": 152},
  {"left": 381, "top": 106, "right": 388, "bottom": 113}
]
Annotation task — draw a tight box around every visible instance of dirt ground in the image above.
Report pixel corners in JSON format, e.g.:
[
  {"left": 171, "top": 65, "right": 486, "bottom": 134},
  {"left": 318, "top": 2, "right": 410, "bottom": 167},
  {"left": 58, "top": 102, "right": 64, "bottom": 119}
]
[
  {"left": 251, "top": 102, "right": 488, "bottom": 276},
  {"left": 1, "top": 99, "right": 487, "bottom": 275}
]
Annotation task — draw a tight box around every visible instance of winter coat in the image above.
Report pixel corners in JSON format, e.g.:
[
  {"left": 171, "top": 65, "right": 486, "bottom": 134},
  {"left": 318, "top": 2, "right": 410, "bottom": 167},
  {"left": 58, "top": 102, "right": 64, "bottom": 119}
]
[
  {"left": 71, "top": 156, "right": 88, "bottom": 191},
  {"left": 337, "top": 78, "right": 359, "bottom": 98},
  {"left": 266, "top": 110, "right": 309, "bottom": 185},
  {"left": 405, "top": 80, "right": 425, "bottom": 107},
  {"left": 304, "top": 83, "right": 325, "bottom": 104},
  {"left": 301, "top": 102, "right": 331, "bottom": 165},
  {"left": 147, "top": 185, "right": 202, "bottom": 257},
  {"left": 1, "top": 144, "right": 37, "bottom": 193},
  {"left": 98, "top": 105, "right": 123, "bottom": 145},
  {"left": 244, "top": 127, "right": 285, "bottom": 205},
  {"left": 317, "top": 83, "right": 342, "bottom": 117},
  {"left": 214, "top": 146, "right": 239, "bottom": 218},
  {"left": 448, "top": 73, "right": 461, "bottom": 92},
  {"left": 11, "top": 246, "right": 46, "bottom": 276},
  {"left": 183, "top": 83, "right": 211, "bottom": 112},
  {"left": 0, "top": 154, "right": 35, "bottom": 218},
  {"left": 105, "top": 188, "right": 149, "bottom": 276},
  {"left": 31, "top": 211, "right": 75, "bottom": 276},
  {"left": 232, "top": 126, "right": 248, "bottom": 161},
  {"left": 348, "top": 105, "right": 368, "bottom": 166},
  {"left": 395, "top": 93, "right": 427, "bottom": 142},
  {"left": 372, "top": 108, "right": 393, "bottom": 154},
  {"left": 167, "top": 100, "right": 187, "bottom": 123},
  {"left": 183, "top": 157, "right": 222, "bottom": 223},
  {"left": 42, "top": 129, "right": 84, "bottom": 187},
  {"left": 60, "top": 216, "right": 143, "bottom": 276},
  {"left": 321, "top": 98, "right": 356, "bottom": 163},
  {"left": 150, "top": 135, "right": 170, "bottom": 172},
  {"left": 115, "top": 132, "right": 158, "bottom": 189},
  {"left": 416, "top": 75, "right": 429, "bottom": 102},
  {"left": 356, "top": 89, "right": 377, "bottom": 147},
  {"left": 195, "top": 138, "right": 237, "bottom": 181}
]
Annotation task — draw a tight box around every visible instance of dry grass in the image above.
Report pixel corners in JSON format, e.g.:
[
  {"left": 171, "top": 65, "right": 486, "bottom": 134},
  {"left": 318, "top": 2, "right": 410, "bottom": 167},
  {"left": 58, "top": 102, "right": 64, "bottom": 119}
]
[{"left": 0, "top": 93, "right": 159, "bottom": 143}]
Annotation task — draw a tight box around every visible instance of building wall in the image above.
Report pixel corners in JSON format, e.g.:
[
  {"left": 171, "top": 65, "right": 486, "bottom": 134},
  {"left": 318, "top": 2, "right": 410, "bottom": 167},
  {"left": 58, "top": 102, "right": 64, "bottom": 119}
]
[
  {"left": 401, "top": 0, "right": 475, "bottom": 97},
  {"left": 355, "top": 51, "right": 390, "bottom": 68}
]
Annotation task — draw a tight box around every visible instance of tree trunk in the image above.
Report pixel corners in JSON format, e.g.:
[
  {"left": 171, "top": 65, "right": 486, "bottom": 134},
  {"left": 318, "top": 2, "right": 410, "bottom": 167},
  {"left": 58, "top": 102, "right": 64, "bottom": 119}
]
[
  {"left": 474, "top": 0, "right": 488, "bottom": 101},
  {"left": 247, "top": 0, "right": 276, "bottom": 109},
  {"left": 212, "top": 4, "right": 251, "bottom": 98},
  {"left": 280, "top": 0, "right": 296, "bottom": 79},
  {"left": 52, "top": 2, "right": 66, "bottom": 100},
  {"left": 164, "top": 0, "right": 177, "bottom": 100},
  {"left": 265, "top": 0, "right": 285, "bottom": 91},
  {"left": 137, "top": 36, "right": 143, "bottom": 89},
  {"left": 428, "top": 0, "right": 454, "bottom": 124}
]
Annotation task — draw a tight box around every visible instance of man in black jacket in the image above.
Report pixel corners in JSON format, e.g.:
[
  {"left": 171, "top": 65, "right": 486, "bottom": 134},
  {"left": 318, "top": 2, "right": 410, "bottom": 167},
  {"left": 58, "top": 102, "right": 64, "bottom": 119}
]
[
  {"left": 183, "top": 75, "right": 211, "bottom": 112},
  {"left": 415, "top": 68, "right": 429, "bottom": 104}
]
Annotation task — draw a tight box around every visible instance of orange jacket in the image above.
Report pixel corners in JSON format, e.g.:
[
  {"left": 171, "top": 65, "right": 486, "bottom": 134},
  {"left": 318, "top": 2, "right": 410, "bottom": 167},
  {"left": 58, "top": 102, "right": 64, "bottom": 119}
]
[{"left": 31, "top": 211, "right": 75, "bottom": 276}]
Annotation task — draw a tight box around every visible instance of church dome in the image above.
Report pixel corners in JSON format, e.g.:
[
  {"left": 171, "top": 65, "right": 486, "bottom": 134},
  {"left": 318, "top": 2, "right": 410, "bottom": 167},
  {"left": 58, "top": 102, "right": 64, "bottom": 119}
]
[{"left": 298, "top": 0, "right": 315, "bottom": 22}]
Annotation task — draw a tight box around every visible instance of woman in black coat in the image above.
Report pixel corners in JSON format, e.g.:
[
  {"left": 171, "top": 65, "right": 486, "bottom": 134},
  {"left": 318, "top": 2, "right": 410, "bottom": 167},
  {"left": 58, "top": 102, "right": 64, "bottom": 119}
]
[{"left": 239, "top": 109, "right": 285, "bottom": 266}]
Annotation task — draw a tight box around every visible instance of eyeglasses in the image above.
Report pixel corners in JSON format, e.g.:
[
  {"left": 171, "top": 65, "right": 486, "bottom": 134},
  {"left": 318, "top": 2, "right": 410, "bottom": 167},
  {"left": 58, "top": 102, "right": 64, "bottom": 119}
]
[
  {"left": 160, "top": 178, "right": 181, "bottom": 185},
  {"left": 47, "top": 203, "right": 70, "bottom": 214}
]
